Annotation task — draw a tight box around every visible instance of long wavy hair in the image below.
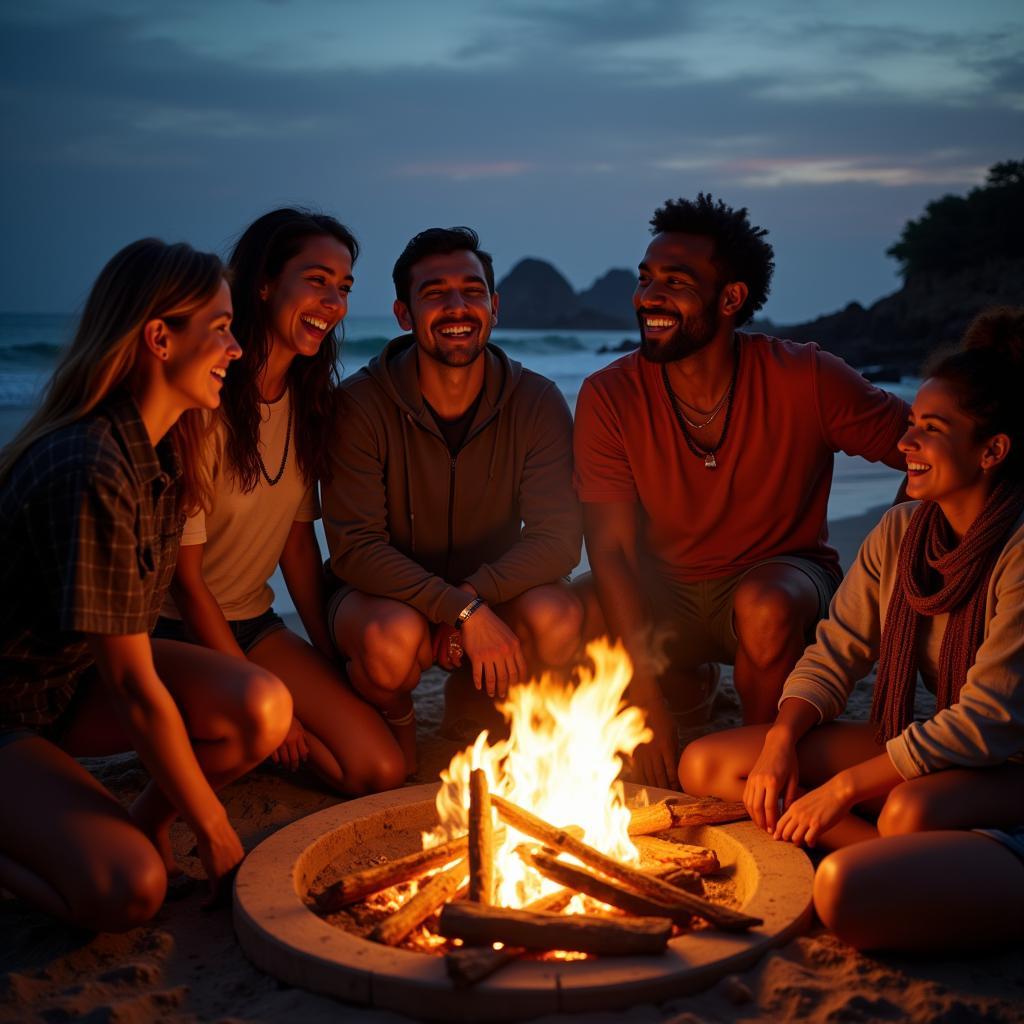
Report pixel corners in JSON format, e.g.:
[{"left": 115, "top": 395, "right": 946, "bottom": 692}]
[
  {"left": 222, "top": 208, "right": 359, "bottom": 490},
  {"left": 0, "top": 238, "right": 224, "bottom": 514}
]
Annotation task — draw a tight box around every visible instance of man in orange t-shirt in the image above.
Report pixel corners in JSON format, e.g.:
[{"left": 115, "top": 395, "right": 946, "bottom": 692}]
[{"left": 574, "top": 194, "right": 908, "bottom": 789}]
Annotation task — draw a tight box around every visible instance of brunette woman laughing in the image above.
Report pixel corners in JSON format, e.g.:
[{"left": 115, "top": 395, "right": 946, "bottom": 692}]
[{"left": 155, "top": 209, "right": 405, "bottom": 795}]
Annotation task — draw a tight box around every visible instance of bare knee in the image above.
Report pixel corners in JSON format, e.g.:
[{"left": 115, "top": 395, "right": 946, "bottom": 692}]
[
  {"left": 529, "top": 594, "right": 584, "bottom": 668},
  {"left": 238, "top": 668, "right": 292, "bottom": 760},
  {"left": 74, "top": 839, "right": 167, "bottom": 931},
  {"left": 813, "top": 849, "right": 869, "bottom": 943},
  {"left": 358, "top": 617, "right": 428, "bottom": 694},
  {"left": 344, "top": 748, "right": 407, "bottom": 796},
  {"left": 877, "top": 784, "right": 933, "bottom": 836},
  {"left": 678, "top": 734, "right": 727, "bottom": 796},
  {"left": 733, "top": 583, "right": 804, "bottom": 668}
]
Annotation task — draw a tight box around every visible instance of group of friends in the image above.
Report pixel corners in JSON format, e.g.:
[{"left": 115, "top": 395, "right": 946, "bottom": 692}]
[{"left": 0, "top": 195, "right": 1021, "bottom": 954}]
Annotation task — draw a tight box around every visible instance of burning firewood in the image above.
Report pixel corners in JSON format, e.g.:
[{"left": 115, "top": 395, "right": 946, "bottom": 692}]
[
  {"left": 315, "top": 835, "right": 469, "bottom": 912},
  {"left": 517, "top": 847, "right": 694, "bottom": 928},
  {"left": 369, "top": 859, "right": 469, "bottom": 946},
  {"left": 628, "top": 798, "right": 749, "bottom": 836},
  {"left": 468, "top": 769, "right": 494, "bottom": 905},
  {"left": 633, "top": 835, "right": 721, "bottom": 875},
  {"left": 439, "top": 902, "right": 673, "bottom": 956},
  {"left": 492, "top": 794, "right": 761, "bottom": 932},
  {"left": 444, "top": 889, "right": 572, "bottom": 988}
]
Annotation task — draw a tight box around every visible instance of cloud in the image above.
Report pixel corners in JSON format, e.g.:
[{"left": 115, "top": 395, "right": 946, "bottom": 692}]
[
  {"left": 395, "top": 160, "right": 533, "bottom": 181},
  {"left": 655, "top": 153, "right": 989, "bottom": 189},
  {"left": 0, "top": 2, "right": 1021, "bottom": 322}
]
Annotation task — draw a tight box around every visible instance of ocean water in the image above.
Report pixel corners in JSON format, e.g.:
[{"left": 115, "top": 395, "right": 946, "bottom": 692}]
[{"left": 0, "top": 310, "right": 914, "bottom": 526}]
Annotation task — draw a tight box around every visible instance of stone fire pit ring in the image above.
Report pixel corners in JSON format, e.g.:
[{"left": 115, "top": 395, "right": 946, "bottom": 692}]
[{"left": 234, "top": 783, "right": 813, "bottom": 1020}]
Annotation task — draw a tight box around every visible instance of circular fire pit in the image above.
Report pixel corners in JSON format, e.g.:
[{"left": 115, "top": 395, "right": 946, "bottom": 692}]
[{"left": 234, "top": 782, "right": 813, "bottom": 1020}]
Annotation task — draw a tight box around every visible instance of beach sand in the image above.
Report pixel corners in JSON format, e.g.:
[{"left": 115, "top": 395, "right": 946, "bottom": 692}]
[{"left": 2, "top": 505, "right": 1022, "bottom": 1023}]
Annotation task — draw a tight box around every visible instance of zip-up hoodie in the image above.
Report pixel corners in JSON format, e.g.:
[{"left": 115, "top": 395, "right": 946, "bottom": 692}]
[{"left": 323, "top": 335, "right": 582, "bottom": 626}]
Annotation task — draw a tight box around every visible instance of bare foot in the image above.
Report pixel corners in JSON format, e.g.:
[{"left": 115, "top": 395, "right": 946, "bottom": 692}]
[{"left": 383, "top": 695, "right": 417, "bottom": 777}]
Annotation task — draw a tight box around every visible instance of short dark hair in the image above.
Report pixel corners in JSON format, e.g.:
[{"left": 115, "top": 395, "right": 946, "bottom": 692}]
[
  {"left": 392, "top": 227, "right": 495, "bottom": 307},
  {"left": 649, "top": 193, "right": 774, "bottom": 325},
  {"left": 927, "top": 306, "right": 1024, "bottom": 481}
]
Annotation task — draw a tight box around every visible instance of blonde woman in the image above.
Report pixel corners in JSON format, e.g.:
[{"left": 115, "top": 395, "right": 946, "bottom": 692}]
[{"left": 0, "top": 239, "right": 292, "bottom": 931}]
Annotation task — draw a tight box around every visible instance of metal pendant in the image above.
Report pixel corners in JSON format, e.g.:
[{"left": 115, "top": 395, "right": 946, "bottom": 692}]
[{"left": 704, "top": 452, "right": 717, "bottom": 469}]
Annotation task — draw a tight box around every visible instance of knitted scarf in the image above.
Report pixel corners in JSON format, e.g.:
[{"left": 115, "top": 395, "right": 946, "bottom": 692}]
[{"left": 871, "top": 479, "right": 1024, "bottom": 741}]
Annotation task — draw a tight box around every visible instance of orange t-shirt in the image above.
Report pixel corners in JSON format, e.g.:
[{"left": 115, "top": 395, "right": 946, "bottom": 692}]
[{"left": 573, "top": 333, "right": 908, "bottom": 584}]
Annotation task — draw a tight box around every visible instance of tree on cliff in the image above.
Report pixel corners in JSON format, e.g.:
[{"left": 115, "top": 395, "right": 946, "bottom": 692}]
[{"left": 886, "top": 160, "right": 1024, "bottom": 278}]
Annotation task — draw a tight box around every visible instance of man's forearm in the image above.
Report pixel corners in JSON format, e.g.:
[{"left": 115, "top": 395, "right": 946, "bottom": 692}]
[{"left": 589, "top": 549, "right": 661, "bottom": 696}]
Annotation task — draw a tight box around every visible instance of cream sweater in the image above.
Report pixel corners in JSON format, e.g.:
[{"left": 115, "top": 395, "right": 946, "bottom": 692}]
[
  {"left": 161, "top": 392, "right": 319, "bottom": 621},
  {"left": 782, "top": 501, "right": 1024, "bottom": 779}
]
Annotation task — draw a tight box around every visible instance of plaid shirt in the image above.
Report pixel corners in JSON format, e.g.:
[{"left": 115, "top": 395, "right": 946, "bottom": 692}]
[{"left": 0, "top": 390, "right": 183, "bottom": 729}]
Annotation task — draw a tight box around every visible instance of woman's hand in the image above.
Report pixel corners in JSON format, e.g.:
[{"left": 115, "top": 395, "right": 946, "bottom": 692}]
[
  {"left": 195, "top": 811, "right": 245, "bottom": 908},
  {"left": 743, "top": 730, "right": 801, "bottom": 832},
  {"left": 270, "top": 716, "right": 309, "bottom": 772},
  {"left": 773, "top": 777, "right": 854, "bottom": 847}
]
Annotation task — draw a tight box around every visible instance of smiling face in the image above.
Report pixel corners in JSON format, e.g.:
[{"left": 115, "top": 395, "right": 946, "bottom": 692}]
[
  {"left": 163, "top": 278, "right": 241, "bottom": 409},
  {"left": 262, "top": 235, "right": 354, "bottom": 360},
  {"left": 394, "top": 250, "right": 498, "bottom": 368},
  {"left": 899, "top": 377, "right": 1001, "bottom": 511},
  {"left": 634, "top": 232, "right": 726, "bottom": 363}
]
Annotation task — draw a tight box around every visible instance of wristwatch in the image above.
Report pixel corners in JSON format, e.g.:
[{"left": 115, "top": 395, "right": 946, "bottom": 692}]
[{"left": 455, "top": 596, "right": 485, "bottom": 629}]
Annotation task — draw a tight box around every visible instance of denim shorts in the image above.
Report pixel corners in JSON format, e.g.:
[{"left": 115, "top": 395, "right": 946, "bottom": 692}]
[
  {"left": 152, "top": 608, "right": 287, "bottom": 654},
  {"left": 975, "top": 826, "right": 1024, "bottom": 864}
]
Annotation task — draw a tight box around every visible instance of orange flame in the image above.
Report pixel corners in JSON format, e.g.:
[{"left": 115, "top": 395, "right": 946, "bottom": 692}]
[{"left": 427, "top": 639, "right": 652, "bottom": 908}]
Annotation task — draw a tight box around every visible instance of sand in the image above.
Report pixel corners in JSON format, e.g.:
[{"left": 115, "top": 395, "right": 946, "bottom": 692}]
[{"left": 2, "top": 505, "right": 1023, "bottom": 1023}]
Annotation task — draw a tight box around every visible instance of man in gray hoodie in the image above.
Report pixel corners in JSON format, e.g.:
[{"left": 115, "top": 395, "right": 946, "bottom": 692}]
[{"left": 322, "top": 227, "right": 583, "bottom": 770}]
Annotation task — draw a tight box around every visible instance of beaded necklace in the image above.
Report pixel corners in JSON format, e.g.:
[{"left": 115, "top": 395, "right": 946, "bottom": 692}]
[{"left": 660, "top": 338, "right": 739, "bottom": 469}]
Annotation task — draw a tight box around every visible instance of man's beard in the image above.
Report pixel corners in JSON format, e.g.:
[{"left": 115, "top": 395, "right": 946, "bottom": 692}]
[{"left": 638, "top": 300, "right": 719, "bottom": 364}]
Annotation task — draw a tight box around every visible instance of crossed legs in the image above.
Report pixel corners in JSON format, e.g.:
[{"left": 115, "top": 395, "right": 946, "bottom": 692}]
[{"left": 680, "top": 724, "right": 1024, "bottom": 950}]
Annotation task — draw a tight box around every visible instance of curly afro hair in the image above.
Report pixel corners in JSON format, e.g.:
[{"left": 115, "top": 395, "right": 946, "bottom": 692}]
[{"left": 650, "top": 193, "right": 774, "bottom": 326}]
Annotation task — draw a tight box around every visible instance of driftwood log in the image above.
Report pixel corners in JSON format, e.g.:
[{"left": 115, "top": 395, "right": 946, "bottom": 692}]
[
  {"left": 439, "top": 902, "right": 672, "bottom": 955},
  {"left": 444, "top": 889, "right": 572, "bottom": 988},
  {"left": 369, "top": 859, "right": 468, "bottom": 946},
  {"left": 468, "top": 769, "right": 494, "bottom": 905},
  {"left": 316, "top": 835, "right": 469, "bottom": 912},
  {"left": 492, "top": 794, "right": 760, "bottom": 931},
  {"left": 628, "top": 798, "right": 749, "bottom": 836},
  {"left": 518, "top": 847, "right": 694, "bottom": 928},
  {"left": 634, "top": 835, "right": 721, "bottom": 875}
]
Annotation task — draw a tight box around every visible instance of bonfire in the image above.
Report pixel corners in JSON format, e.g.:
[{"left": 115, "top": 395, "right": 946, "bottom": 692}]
[{"left": 313, "top": 640, "right": 756, "bottom": 988}]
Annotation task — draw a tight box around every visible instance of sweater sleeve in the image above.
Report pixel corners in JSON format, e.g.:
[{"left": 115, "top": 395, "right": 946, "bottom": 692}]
[
  {"left": 887, "top": 528, "right": 1024, "bottom": 778},
  {"left": 322, "top": 393, "right": 469, "bottom": 626},
  {"left": 780, "top": 509, "right": 895, "bottom": 721},
  {"left": 464, "top": 382, "right": 582, "bottom": 602}
]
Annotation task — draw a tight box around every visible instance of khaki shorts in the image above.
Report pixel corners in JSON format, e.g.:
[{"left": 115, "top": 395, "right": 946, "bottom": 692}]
[{"left": 647, "top": 555, "right": 839, "bottom": 671}]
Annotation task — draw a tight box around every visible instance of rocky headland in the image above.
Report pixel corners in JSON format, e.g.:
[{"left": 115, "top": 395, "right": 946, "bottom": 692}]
[{"left": 496, "top": 162, "right": 1024, "bottom": 376}]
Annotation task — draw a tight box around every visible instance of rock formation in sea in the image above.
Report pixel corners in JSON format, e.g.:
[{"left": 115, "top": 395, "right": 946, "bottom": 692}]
[{"left": 496, "top": 259, "right": 635, "bottom": 330}]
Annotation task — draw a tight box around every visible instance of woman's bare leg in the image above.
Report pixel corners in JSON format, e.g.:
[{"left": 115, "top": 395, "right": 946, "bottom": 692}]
[
  {"left": 678, "top": 722, "right": 886, "bottom": 847},
  {"left": 815, "top": 831, "right": 1024, "bottom": 950},
  {"left": 331, "top": 592, "right": 432, "bottom": 773},
  {"left": 247, "top": 628, "right": 406, "bottom": 794},
  {"left": 0, "top": 734, "right": 167, "bottom": 931},
  {"left": 60, "top": 640, "right": 290, "bottom": 870},
  {"left": 878, "top": 762, "right": 1024, "bottom": 835}
]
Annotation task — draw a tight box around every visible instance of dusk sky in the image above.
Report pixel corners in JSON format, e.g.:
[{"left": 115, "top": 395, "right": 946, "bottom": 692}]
[{"left": 2, "top": 0, "right": 1021, "bottom": 324}]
